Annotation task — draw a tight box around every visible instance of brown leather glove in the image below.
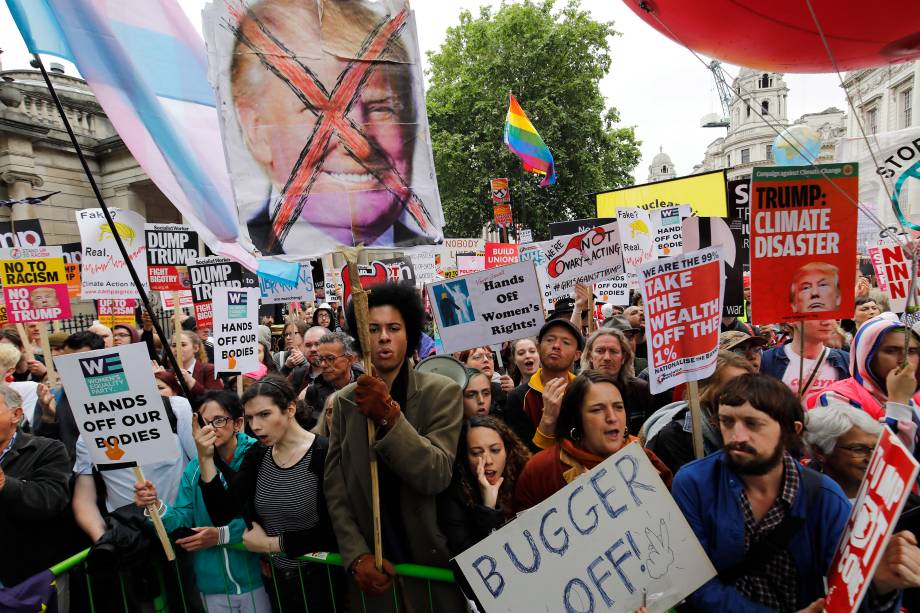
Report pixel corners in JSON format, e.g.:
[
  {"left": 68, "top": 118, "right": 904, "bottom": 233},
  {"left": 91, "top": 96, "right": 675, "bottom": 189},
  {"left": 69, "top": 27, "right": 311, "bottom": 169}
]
[
  {"left": 354, "top": 374, "right": 401, "bottom": 428},
  {"left": 350, "top": 553, "right": 396, "bottom": 596}
]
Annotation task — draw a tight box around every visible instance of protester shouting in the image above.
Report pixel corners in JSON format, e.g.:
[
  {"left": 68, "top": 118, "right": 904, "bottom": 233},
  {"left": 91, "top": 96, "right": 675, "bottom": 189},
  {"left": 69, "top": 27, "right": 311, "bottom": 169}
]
[
  {"left": 133, "top": 391, "right": 271, "bottom": 611},
  {"left": 508, "top": 337, "right": 540, "bottom": 386},
  {"left": 672, "top": 373, "right": 920, "bottom": 612},
  {"left": 437, "top": 416, "right": 530, "bottom": 556},
  {"left": 505, "top": 319, "right": 583, "bottom": 452},
  {"left": 761, "top": 319, "right": 849, "bottom": 398},
  {"left": 325, "top": 283, "right": 465, "bottom": 612},
  {"left": 462, "top": 368, "right": 492, "bottom": 418},
  {"left": 514, "top": 370, "right": 672, "bottom": 512},
  {"left": 196, "top": 375, "right": 338, "bottom": 613}
]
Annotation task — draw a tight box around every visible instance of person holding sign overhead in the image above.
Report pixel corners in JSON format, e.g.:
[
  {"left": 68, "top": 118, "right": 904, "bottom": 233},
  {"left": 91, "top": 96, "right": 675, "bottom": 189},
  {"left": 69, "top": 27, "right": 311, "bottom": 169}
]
[{"left": 513, "top": 370, "right": 672, "bottom": 512}]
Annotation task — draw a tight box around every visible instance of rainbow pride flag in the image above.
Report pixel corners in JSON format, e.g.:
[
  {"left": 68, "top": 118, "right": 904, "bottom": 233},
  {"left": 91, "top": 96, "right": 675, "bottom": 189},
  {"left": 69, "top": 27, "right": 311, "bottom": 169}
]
[{"left": 504, "top": 94, "right": 556, "bottom": 187}]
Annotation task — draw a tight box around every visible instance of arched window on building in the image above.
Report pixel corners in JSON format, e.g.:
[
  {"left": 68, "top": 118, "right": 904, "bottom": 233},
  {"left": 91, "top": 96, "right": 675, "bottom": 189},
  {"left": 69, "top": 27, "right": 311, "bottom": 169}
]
[
  {"left": 760, "top": 73, "right": 770, "bottom": 88},
  {"left": 761, "top": 100, "right": 769, "bottom": 115}
]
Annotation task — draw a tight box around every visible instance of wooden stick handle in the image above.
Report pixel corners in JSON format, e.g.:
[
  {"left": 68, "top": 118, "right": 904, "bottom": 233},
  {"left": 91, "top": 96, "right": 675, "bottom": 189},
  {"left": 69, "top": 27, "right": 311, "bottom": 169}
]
[
  {"left": 15, "top": 323, "right": 33, "bottom": 362},
  {"left": 687, "top": 380, "right": 704, "bottom": 460},
  {"left": 38, "top": 325, "right": 57, "bottom": 387},
  {"left": 132, "top": 466, "right": 176, "bottom": 561},
  {"left": 173, "top": 291, "right": 183, "bottom": 343}
]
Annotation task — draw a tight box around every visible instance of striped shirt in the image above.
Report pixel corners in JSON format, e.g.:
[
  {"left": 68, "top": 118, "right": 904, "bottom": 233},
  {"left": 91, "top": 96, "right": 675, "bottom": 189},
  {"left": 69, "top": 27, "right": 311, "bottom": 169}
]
[{"left": 254, "top": 446, "right": 319, "bottom": 569}]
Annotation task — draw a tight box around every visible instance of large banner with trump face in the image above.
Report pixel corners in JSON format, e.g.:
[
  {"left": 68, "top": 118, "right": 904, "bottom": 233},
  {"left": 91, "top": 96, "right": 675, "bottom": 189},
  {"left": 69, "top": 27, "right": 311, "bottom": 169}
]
[{"left": 203, "top": 0, "right": 444, "bottom": 258}]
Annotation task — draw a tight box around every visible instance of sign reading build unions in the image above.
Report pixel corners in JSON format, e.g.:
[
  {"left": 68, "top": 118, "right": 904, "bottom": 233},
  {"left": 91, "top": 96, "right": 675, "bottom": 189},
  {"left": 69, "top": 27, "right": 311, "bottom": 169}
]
[
  {"left": 0, "top": 246, "right": 71, "bottom": 323},
  {"left": 55, "top": 343, "right": 178, "bottom": 467}
]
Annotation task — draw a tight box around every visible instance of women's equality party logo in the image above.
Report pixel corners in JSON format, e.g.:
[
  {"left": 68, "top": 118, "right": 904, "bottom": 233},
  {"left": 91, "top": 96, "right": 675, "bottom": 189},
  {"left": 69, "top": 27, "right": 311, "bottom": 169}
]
[{"left": 79, "top": 354, "right": 129, "bottom": 396}]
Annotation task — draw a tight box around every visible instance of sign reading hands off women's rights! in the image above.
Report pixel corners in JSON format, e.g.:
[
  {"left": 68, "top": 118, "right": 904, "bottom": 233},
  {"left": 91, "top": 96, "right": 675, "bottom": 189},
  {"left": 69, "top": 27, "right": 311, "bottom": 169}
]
[
  {"left": 0, "top": 246, "right": 71, "bottom": 323},
  {"left": 639, "top": 248, "right": 724, "bottom": 395},
  {"left": 456, "top": 442, "right": 716, "bottom": 613},
  {"left": 212, "top": 287, "right": 260, "bottom": 375},
  {"left": 427, "top": 261, "right": 544, "bottom": 354},
  {"left": 55, "top": 343, "right": 178, "bottom": 467}
]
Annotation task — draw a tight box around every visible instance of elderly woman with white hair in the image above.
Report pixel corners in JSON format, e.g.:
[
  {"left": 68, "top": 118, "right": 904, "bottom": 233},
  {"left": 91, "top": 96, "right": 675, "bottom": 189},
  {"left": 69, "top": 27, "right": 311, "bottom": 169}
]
[{"left": 804, "top": 402, "right": 883, "bottom": 500}]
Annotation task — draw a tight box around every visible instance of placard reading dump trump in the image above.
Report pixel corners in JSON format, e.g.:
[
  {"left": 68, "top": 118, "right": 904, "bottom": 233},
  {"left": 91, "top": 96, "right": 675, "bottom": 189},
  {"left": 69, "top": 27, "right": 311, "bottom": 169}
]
[
  {"left": 55, "top": 343, "right": 178, "bottom": 468},
  {"left": 455, "top": 443, "right": 715, "bottom": 613}
]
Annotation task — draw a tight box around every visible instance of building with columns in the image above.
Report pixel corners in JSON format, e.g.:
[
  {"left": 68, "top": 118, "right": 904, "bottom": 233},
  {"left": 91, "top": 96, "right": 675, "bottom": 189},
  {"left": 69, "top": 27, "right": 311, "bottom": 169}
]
[{"left": 0, "top": 60, "right": 180, "bottom": 247}]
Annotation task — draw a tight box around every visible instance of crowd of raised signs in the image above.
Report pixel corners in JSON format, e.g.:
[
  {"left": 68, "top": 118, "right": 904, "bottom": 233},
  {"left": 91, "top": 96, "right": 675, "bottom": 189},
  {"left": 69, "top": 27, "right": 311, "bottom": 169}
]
[{"left": 1, "top": 269, "right": 920, "bottom": 613}]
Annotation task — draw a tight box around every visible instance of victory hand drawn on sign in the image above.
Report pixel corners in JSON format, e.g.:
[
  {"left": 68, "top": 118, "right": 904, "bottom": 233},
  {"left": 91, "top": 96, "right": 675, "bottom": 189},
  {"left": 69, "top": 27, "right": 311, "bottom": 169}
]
[{"left": 644, "top": 518, "right": 675, "bottom": 579}]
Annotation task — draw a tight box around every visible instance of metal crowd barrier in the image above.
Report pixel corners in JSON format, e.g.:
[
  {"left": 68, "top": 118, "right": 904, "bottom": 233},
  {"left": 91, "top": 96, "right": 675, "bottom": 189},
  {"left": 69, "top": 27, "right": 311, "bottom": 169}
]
[{"left": 49, "top": 545, "right": 457, "bottom": 613}]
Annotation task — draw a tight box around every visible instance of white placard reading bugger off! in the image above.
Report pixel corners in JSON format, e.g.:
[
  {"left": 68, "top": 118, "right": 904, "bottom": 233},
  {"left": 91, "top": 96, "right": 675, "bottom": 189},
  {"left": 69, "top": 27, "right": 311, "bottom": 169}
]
[
  {"left": 55, "top": 343, "right": 178, "bottom": 467},
  {"left": 455, "top": 443, "right": 716, "bottom": 613},
  {"left": 427, "top": 261, "right": 545, "bottom": 354}
]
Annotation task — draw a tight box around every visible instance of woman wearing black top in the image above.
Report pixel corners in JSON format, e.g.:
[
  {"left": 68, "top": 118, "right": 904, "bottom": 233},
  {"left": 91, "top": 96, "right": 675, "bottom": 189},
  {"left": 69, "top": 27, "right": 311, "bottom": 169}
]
[{"left": 195, "top": 374, "right": 340, "bottom": 612}]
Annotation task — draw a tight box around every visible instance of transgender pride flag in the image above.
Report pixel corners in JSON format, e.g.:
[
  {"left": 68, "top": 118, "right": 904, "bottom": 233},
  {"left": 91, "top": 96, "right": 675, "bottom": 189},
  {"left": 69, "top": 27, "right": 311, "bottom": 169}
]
[{"left": 6, "top": 0, "right": 255, "bottom": 268}]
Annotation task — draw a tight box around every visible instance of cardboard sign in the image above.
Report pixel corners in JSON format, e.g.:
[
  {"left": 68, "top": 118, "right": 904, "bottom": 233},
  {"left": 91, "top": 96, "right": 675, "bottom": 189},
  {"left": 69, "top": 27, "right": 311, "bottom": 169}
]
[
  {"left": 61, "top": 241, "right": 82, "bottom": 300},
  {"left": 212, "top": 287, "right": 260, "bottom": 374},
  {"left": 518, "top": 228, "right": 533, "bottom": 244},
  {"left": 259, "top": 261, "right": 315, "bottom": 305},
  {"left": 97, "top": 299, "right": 138, "bottom": 328},
  {"left": 409, "top": 249, "right": 439, "bottom": 286},
  {"left": 162, "top": 290, "right": 194, "bottom": 311},
  {"left": 442, "top": 238, "right": 486, "bottom": 273},
  {"left": 650, "top": 205, "right": 691, "bottom": 258},
  {"left": 144, "top": 224, "right": 198, "bottom": 291},
  {"left": 485, "top": 243, "right": 519, "bottom": 269},
  {"left": 596, "top": 170, "right": 728, "bottom": 217},
  {"left": 456, "top": 442, "right": 716, "bottom": 613},
  {"left": 596, "top": 277, "right": 629, "bottom": 306},
  {"left": 825, "top": 428, "right": 919, "bottom": 613},
  {"left": 457, "top": 254, "right": 486, "bottom": 276},
  {"left": 77, "top": 208, "right": 149, "bottom": 299},
  {"left": 519, "top": 241, "right": 558, "bottom": 305},
  {"left": 549, "top": 217, "right": 615, "bottom": 238},
  {"left": 870, "top": 241, "right": 919, "bottom": 313},
  {"left": 0, "top": 246, "right": 72, "bottom": 323},
  {"left": 639, "top": 248, "right": 723, "bottom": 394},
  {"left": 617, "top": 208, "right": 656, "bottom": 274},
  {"left": 749, "top": 164, "right": 858, "bottom": 324},
  {"left": 542, "top": 221, "right": 624, "bottom": 296},
  {"left": 0, "top": 219, "right": 46, "bottom": 248},
  {"left": 493, "top": 203, "right": 513, "bottom": 228},
  {"left": 490, "top": 177, "right": 510, "bottom": 203},
  {"left": 188, "top": 256, "right": 258, "bottom": 329},
  {"left": 55, "top": 343, "right": 178, "bottom": 467},
  {"left": 427, "top": 261, "right": 544, "bottom": 353}
]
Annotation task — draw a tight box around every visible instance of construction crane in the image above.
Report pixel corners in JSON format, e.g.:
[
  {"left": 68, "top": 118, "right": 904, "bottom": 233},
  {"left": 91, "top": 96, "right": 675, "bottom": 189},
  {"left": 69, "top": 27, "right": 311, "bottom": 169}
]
[{"left": 700, "top": 60, "right": 732, "bottom": 128}]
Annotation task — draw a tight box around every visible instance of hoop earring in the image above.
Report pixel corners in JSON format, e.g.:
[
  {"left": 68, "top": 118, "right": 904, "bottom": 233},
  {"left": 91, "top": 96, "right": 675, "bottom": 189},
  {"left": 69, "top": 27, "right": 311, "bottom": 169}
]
[{"left": 569, "top": 428, "right": 580, "bottom": 442}]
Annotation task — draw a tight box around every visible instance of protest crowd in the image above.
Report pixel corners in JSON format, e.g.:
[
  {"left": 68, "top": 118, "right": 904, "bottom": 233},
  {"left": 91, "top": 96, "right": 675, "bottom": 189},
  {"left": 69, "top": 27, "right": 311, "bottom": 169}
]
[{"left": 2, "top": 1, "right": 920, "bottom": 613}]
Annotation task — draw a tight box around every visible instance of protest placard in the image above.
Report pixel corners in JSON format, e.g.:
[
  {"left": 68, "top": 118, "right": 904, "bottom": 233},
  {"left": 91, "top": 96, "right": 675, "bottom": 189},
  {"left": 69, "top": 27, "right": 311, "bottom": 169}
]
[
  {"left": 596, "top": 170, "right": 728, "bottom": 217},
  {"left": 162, "top": 290, "right": 194, "bottom": 311},
  {"left": 749, "top": 164, "right": 857, "bottom": 324},
  {"left": 493, "top": 203, "right": 513, "bottom": 228},
  {"left": 543, "top": 221, "right": 624, "bottom": 296},
  {"left": 869, "top": 240, "right": 919, "bottom": 313},
  {"left": 61, "top": 242, "right": 82, "bottom": 301},
  {"left": 340, "top": 257, "right": 415, "bottom": 302},
  {"left": 441, "top": 238, "right": 485, "bottom": 275},
  {"left": 518, "top": 228, "right": 533, "bottom": 244},
  {"left": 825, "top": 428, "right": 919, "bottom": 613},
  {"left": 427, "top": 261, "right": 544, "bottom": 353},
  {"left": 212, "top": 287, "right": 260, "bottom": 374},
  {"left": 0, "top": 219, "right": 45, "bottom": 248},
  {"left": 490, "top": 177, "right": 510, "bottom": 203},
  {"left": 188, "top": 256, "right": 258, "bottom": 329},
  {"left": 639, "top": 247, "right": 723, "bottom": 394},
  {"left": 650, "top": 205, "right": 691, "bottom": 258},
  {"left": 618, "top": 208, "right": 656, "bottom": 274},
  {"left": 485, "top": 243, "right": 519, "bottom": 269},
  {"left": 519, "top": 241, "right": 559, "bottom": 305},
  {"left": 457, "top": 254, "right": 486, "bottom": 276},
  {"left": 0, "top": 246, "right": 71, "bottom": 323},
  {"left": 55, "top": 343, "right": 178, "bottom": 467},
  {"left": 596, "top": 277, "right": 629, "bottom": 306},
  {"left": 97, "top": 299, "right": 138, "bottom": 328},
  {"left": 409, "top": 249, "right": 439, "bottom": 286},
  {"left": 144, "top": 224, "right": 198, "bottom": 291},
  {"left": 549, "top": 217, "right": 615, "bottom": 238},
  {"left": 77, "top": 208, "right": 149, "bottom": 299},
  {"left": 259, "top": 261, "right": 315, "bottom": 305},
  {"left": 456, "top": 441, "right": 716, "bottom": 613}
]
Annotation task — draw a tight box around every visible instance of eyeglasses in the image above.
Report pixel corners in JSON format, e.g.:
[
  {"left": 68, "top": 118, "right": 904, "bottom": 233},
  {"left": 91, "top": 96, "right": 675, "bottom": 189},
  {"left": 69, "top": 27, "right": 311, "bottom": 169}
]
[
  {"left": 731, "top": 346, "right": 763, "bottom": 357},
  {"left": 837, "top": 444, "right": 875, "bottom": 458},
  {"left": 113, "top": 332, "right": 132, "bottom": 339},
  {"left": 318, "top": 354, "right": 346, "bottom": 365},
  {"left": 206, "top": 416, "right": 233, "bottom": 428}
]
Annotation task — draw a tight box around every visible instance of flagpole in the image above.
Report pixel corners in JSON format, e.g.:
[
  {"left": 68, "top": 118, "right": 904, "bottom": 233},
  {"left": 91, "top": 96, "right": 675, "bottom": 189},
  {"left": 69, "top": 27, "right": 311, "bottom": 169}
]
[{"left": 30, "top": 55, "right": 192, "bottom": 399}]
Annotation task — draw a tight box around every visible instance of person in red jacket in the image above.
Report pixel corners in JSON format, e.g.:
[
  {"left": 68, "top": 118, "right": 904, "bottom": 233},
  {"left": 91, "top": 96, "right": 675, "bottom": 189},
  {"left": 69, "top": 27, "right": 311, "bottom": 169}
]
[{"left": 513, "top": 370, "right": 672, "bottom": 512}]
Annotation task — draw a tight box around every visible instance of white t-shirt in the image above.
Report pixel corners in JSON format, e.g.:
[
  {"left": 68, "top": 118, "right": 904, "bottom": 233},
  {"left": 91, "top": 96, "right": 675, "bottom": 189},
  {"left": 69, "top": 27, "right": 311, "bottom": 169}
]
[
  {"left": 782, "top": 344, "right": 839, "bottom": 397},
  {"left": 73, "top": 395, "right": 197, "bottom": 511},
  {"left": 10, "top": 381, "right": 39, "bottom": 428}
]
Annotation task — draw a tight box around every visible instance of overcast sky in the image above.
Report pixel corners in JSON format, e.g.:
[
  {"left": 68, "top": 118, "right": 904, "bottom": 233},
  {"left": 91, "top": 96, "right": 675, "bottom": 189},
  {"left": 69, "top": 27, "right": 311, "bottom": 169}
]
[{"left": 0, "top": 0, "right": 847, "bottom": 183}]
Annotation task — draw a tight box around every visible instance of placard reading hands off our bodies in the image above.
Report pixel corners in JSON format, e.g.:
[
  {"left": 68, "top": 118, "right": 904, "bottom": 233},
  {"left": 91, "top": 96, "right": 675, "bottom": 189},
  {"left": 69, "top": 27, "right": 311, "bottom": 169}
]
[{"left": 455, "top": 443, "right": 715, "bottom": 613}]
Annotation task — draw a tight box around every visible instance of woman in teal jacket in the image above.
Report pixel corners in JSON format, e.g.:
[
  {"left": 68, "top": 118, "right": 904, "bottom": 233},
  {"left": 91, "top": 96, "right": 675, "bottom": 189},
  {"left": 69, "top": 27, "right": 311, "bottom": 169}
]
[{"left": 135, "top": 390, "right": 271, "bottom": 612}]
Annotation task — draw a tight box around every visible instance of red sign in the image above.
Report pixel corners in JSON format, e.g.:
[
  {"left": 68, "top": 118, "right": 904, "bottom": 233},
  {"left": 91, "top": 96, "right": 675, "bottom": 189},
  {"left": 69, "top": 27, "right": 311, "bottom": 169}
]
[
  {"left": 639, "top": 247, "right": 723, "bottom": 394},
  {"left": 493, "top": 204, "right": 513, "bottom": 228},
  {"left": 490, "top": 178, "right": 510, "bottom": 203},
  {"left": 339, "top": 258, "right": 416, "bottom": 302},
  {"left": 825, "top": 428, "right": 919, "bottom": 612},
  {"left": 870, "top": 240, "right": 919, "bottom": 313},
  {"left": 485, "top": 243, "right": 519, "bottom": 269},
  {"left": 97, "top": 299, "right": 138, "bottom": 328},
  {"left": 65, "top": 263, "right": 81, "bottom": 300},
  {"left": 749, "top": 164, "right": 858, "bottom": 324}
]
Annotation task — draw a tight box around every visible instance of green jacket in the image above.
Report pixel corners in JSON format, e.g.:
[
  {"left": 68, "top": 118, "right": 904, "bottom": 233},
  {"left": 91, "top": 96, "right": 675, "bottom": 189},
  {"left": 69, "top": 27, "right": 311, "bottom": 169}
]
[{"left": 158, "top": 433, "right": 263, "bottom": 595}]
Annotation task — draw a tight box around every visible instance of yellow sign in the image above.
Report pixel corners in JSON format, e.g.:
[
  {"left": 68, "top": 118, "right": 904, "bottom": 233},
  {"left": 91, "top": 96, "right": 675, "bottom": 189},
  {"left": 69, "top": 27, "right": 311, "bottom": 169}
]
[{"left": 596, "top": 170, "right": 728, "bottom": 218}]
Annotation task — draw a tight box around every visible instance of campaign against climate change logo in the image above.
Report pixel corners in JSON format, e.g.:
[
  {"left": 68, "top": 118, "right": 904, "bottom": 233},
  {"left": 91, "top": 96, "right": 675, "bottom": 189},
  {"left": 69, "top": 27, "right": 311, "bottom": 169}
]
[
  {"left": 55, "top": 343, "right": 178, "bottom": 467},
  {"left": 212, "top": 287, "right": 260, "bottom": 374},
  {"left": 0, "top": 246, "right": 71, "bottom": 323}
]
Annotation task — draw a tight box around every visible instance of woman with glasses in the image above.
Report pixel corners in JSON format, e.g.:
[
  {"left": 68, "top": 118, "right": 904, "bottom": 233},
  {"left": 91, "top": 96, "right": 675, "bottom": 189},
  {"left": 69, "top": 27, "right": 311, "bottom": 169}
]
[
  {"left": 134, "top": 390, "right": 271, "bottom": 612},
  {"left": 112, "top": 324, "right": 139, "bottom": 346}
]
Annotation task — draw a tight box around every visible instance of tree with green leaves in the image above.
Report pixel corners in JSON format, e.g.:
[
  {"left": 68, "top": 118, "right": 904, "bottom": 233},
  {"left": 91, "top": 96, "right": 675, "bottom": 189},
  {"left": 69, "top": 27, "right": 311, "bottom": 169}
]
[{"left": 426, "top": 0, "right": 641, "bottom": 240}]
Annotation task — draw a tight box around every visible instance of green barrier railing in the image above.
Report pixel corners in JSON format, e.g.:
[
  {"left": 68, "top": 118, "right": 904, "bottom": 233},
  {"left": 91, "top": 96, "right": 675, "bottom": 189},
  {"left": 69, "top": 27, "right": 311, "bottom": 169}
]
[{"left": 48, "top": 544, "right": 458, "bottom": 613}]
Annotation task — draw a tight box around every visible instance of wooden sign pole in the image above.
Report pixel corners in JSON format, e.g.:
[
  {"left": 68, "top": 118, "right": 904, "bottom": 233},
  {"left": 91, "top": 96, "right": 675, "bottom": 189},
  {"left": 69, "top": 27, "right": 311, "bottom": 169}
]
[{"left": 132, "top": 466, "right": 175, "bottom": 561}]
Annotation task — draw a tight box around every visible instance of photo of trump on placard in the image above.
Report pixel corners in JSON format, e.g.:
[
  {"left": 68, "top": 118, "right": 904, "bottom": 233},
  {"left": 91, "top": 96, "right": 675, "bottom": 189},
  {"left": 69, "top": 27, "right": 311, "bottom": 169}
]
[
  {"left": 789, "top": 262, "right": 841, "bottom": 314},
  {"left": 204, "top": 0, "right": 444, "bottom": 257}
]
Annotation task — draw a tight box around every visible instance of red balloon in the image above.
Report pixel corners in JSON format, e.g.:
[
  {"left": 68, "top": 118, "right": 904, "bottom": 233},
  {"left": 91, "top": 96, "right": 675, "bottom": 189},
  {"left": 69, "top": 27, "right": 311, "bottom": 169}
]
[{"left": 625, "top": 0, "right": 920, "bottom": 73}]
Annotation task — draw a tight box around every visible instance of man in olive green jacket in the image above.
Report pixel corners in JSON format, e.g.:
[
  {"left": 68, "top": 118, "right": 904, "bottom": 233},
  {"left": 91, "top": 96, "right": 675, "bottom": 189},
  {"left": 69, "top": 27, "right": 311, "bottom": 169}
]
[{"left": 325, "top": 284, "right": 466, "bottom": 612}]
